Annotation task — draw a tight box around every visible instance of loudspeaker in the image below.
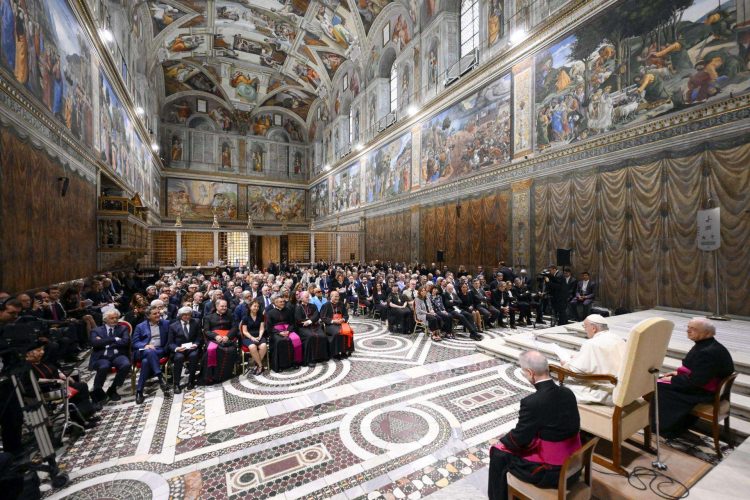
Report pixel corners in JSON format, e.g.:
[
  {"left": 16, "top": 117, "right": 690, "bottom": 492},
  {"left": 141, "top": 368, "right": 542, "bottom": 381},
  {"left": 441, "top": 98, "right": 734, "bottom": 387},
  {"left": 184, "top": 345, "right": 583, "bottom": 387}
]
[
  {"left": 58, "top": 177, "right": 70, "bottom": 197},
  {"left": 350, "top": 253, "right": 355, "bottom": 261},
  {"left": 556, "top": 248, "right": 572, "bottom": 267},
  {"left": 436, "top": 250, "right": 444, "bottom": 262}
]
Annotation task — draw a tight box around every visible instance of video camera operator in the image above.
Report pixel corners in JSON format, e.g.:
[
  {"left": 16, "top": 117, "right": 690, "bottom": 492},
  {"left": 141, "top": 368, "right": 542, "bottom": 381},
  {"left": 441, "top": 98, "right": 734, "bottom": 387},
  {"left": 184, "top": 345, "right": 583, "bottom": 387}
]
[{"left": 543, "top": 265, "right": 568, "bottom": 326}]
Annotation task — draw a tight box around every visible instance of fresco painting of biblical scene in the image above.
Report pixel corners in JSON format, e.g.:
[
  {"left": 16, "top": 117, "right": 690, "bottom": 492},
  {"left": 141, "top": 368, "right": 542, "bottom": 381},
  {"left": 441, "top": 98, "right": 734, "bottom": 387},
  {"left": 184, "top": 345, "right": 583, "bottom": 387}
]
[
  {"left": 167, "top": 179, "right": 237, "bottom": 218},
  {"left": 163, "top": 60, "right": 224, "bottom": 98},
  {"left": 332, "top": 162, "right": 361, "bottom": 211},
  {"left": 420, "top": 73, "right": 510, "bottom": 185},
  {"left": 366, "top": 132, "right": 412, "bottom": 203},
  {"left": 307, "top": 0, "right": 357, "bottom": 51},
  {"left": 356, "top": 0, "right": 391, "bottom": 35},
  {"left": 310, "top": 179, "right": 330, "bottom": 218},
  {"left": 0, "top": 0, "right": 94, "bottom": 148},
  {"left": 99, "top": 73, "right": 149, "bottom": 197},
  {"left": 260, "top": 88, "right": 315, "bottom": 120},
  {"left": 535, "top": 0, "right": 750, "bottom": 152},
  {"left": 247, "top": 186, "right": 306, "bottom": 221}
]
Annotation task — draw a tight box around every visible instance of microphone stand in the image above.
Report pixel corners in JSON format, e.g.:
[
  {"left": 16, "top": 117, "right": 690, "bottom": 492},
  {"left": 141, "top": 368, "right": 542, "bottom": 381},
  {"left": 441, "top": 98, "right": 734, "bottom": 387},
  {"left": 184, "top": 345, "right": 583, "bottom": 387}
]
[{"left": 649, "top": 367, "right": 668, "bottom": 471}]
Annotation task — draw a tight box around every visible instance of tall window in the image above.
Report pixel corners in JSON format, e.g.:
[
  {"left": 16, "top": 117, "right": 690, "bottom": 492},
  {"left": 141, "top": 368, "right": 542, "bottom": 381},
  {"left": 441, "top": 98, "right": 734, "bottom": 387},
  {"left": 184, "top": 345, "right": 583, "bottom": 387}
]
[
  {"left": 460, "top": 0, "right": 479, "bottom": 57},
  {"left": 349, "top": 108, "right": 354, "bottom": 144},
  {"left": 390, "top": 64, "right": 398, "bottom": 113}
]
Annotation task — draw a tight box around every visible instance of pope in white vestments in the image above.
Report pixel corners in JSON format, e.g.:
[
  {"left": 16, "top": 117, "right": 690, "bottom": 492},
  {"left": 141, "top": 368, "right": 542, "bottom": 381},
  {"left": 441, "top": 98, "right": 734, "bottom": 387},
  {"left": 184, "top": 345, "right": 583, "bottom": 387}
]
[{"left": 562, "top": 314, "right": 626, "bottom": 405}]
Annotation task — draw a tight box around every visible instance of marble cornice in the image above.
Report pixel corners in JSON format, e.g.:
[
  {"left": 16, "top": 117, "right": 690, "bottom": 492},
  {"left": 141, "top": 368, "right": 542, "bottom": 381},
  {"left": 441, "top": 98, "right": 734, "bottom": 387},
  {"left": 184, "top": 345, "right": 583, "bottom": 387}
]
[{"left": 162, "top": 169, "right": 308, "bottom": 188}]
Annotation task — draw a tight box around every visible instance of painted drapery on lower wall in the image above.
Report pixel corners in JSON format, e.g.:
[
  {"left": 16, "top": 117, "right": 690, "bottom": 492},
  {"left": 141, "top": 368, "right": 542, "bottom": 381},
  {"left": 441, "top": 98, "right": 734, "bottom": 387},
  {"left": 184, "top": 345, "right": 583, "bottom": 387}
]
[{"left": 0, "top": 128, "right": 97, "bottom": 291}]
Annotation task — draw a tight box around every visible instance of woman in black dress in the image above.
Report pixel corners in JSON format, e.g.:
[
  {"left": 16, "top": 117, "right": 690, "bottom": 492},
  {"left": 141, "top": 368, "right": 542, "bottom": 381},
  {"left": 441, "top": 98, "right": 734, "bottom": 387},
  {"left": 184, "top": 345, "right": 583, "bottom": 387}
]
[
  {"left": 240, "top": 300, "right": 267, "bottom": 375},
  {"left": 266, "top": 296, "right": 302, "bottom": 372},
  {"left": 373, "top": 282, "right": 389, "bottom": 322},
  {"left": 294, "top": 291, "right": 329, "bottom": 366}
]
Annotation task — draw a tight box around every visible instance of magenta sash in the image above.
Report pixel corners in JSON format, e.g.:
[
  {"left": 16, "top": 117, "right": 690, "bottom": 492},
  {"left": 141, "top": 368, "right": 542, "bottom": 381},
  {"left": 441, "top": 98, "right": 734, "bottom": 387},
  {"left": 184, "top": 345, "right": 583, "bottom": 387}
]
[
  {"left": 492, "top": 433, "right": 581, "bottom": 466},
  {"left": 661, "top": 366, "right": 720, "bottom": 392},
  {"left": 207, "top": 342, "right": 219, "bottom": 368},
  {"left": 274, "top": 324, "right": 302, "bottom": 364}
]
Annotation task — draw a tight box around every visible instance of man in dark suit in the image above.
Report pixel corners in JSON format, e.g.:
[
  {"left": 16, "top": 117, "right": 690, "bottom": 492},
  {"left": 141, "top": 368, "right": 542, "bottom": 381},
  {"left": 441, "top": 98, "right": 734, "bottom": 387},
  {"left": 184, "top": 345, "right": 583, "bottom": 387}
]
[
  {"left": 546, "top": 265, "right": 569, "bottom": 326},
  {"left": 89, "top": 309, "right": 131, "bottom": 402},
  {"left": 488, "top": 351, "right": 581, "bottom": 500},
  {"left": 442, "top": 283, "right": 480, "bottom": 338},
  {"left": 571, "top": 271, "right": 596, "bottom": 321},
  {"left": 168, "top": 307, "right": 203, "bottom": 393},
  {"left": 355, "top": 275, "right": 374, "bottom": 314},
  {"left": 132, "top": 306, "right": 171, "bottom": 404},
  {"left": 469, "top": 279, "right": 499, "bottom": 328}
]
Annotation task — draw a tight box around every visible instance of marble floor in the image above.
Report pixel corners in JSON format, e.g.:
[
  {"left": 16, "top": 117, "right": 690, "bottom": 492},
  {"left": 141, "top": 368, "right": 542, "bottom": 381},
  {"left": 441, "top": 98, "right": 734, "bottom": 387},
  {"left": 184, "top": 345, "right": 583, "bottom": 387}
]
[{"left": 44, "top": 318, "right": 530, "bottom": 500}]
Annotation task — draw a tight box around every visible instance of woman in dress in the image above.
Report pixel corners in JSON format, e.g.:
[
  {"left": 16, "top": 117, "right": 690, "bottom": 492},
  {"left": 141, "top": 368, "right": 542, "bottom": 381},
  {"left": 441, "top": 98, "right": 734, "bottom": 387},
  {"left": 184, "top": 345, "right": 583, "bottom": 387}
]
[
  {"left": 240, "top": 300, "right": 267, "bottom": 375},
  {"left": 372, "top": 282, "right": 389, "bottom": 322},
  {"left": 294, "top": 291, "right": 329, "bottom": 366}
]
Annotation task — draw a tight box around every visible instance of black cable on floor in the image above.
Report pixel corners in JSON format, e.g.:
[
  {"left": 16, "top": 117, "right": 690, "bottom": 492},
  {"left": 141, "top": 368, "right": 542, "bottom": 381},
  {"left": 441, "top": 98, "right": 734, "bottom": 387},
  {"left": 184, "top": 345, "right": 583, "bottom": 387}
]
[{"left": 627, "top": 466, "right": 689, "bottom": 500}]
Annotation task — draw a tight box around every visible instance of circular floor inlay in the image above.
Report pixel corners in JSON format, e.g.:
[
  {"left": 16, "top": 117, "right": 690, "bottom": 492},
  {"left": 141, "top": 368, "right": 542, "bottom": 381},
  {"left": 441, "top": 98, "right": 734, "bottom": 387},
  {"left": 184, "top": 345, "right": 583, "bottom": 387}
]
[
  {"left": 66, "top": 480, "right": 152, "bottom": 500},
  {"left": 370, "top": 410, "right": 429, "bottom": 444},
  {"left": 371, "top": 339, "right": 387, "bottom": 346}
]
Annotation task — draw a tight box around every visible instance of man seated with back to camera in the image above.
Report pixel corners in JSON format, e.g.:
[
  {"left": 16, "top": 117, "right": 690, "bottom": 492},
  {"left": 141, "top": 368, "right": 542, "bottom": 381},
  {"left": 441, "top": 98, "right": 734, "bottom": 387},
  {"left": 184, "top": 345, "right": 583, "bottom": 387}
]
[{"left": 488, "top": 350, "right": 581, "bottom": 500}]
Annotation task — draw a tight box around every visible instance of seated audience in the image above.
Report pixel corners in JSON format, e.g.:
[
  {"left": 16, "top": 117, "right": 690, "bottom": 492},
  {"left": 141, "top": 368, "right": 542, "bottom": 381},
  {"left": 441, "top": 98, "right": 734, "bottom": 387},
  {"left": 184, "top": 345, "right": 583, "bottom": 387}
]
[
  {"left": 414, "top": 287, "right": 443, "bottom": 342},
  {"left": 372, "top": 282, "right": 389, "bottom": 320},
  {"left": 443, "top": 283, "right": 480, "bottom": 339},
  {"left": 655, "top": 318, "right": 734, "bottom": 439},
  {"left": 429, "top": 286, "right": 455, "bottom": 339},
  {"left": 560, "top": 314, "right": 626, "bottom": 405},
  {"left": 202, "top": 299, "right": 238, "bottom": 384},
  {"left": 132, "top": 306, "right": 171, "bottom": 404},
  {"left": 89, "top": 309, "right": 131, "bottom": 403},
  {"left": 267, "top": 295, "right": 302, "bottom": 372},
  {"left": 490, "top": 282, "right": 516, "bottom": 329},
  {"left": 240, "top": 300, "right": 268, "bottom": 375},
  {"left": 168, "top": 307, "right": 202, "bottom": 393},
  {"left": 321, "top": 291, "right": 353, "bottom": 358},
  {"left": 457, "top": 282, "right": 485, "bottom": 334},
  {"left": 488, "top": 351, "right": 581, "bottom": 500},
  {"left": 311, "top": 288, "right": 328, "bottom": 311},
  {"left": 295, "top": 292, "right": 330, "bottom": 366}
]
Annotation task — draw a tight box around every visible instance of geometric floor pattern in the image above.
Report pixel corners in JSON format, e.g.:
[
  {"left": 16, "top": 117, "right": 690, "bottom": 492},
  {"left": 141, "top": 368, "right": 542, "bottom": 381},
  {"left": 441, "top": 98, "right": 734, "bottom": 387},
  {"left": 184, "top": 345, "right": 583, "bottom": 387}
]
[{"left": 44, "top": 318, "right": 532, "bottom": 499}]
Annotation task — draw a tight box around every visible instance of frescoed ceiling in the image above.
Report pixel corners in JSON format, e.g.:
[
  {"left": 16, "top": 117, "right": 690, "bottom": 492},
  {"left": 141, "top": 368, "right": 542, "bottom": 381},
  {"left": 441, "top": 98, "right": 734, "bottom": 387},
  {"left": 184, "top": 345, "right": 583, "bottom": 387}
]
[{"left": 147, "top": 0, "right": 421, "bottom": 140}]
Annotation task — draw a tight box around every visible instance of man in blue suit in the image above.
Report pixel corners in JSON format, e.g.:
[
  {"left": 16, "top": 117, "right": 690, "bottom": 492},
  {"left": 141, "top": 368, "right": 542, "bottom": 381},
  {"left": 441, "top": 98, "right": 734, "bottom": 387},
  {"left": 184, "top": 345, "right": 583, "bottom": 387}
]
[
  {"left": 89, "top": 309, "right": 131, "bottom": 403},
  {"left": 132, "top": 306, "right": 171, "bottom": 404}
]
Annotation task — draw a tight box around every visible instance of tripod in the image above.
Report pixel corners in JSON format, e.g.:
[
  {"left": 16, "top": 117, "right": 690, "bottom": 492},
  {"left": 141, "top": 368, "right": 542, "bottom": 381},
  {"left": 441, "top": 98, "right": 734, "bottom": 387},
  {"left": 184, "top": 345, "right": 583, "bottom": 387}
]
[{"left": 7, "top": 367, "right": 69, "bottom": 488}]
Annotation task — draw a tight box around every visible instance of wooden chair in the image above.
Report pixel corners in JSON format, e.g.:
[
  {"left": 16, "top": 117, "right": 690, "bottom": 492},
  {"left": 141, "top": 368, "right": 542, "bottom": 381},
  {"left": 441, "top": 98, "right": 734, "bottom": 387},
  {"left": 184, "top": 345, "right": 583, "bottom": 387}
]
[
  {"left": 690, "top": 371, "right": 738, "bottom": 458},
  {"left": 412, "top": 307, "right": 429, "bottom": 336},
  {"left": 508, "top": 437, "right": 599, "bottom": 500},
  {"left": 550, "top": 317, "right": 673, "bottom": 475}
]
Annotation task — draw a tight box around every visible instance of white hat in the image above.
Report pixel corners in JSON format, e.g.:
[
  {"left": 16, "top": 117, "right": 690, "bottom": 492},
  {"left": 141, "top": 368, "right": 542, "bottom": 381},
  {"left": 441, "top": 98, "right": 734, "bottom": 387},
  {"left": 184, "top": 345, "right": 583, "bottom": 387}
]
[{"left": 586, "top": 314, "right": 608, "bottom": 327}]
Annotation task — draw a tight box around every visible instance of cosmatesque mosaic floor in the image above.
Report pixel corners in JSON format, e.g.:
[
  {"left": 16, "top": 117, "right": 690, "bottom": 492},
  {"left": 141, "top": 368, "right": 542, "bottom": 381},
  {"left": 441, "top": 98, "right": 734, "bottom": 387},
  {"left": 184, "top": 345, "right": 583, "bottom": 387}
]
[{"left": 45, "top": 318, "right": 535, "bottom": 500}]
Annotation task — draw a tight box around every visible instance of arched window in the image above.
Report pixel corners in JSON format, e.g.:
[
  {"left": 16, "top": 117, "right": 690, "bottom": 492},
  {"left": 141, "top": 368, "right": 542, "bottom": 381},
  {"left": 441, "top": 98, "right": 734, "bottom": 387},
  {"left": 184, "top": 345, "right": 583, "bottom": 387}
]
[
  {"left": 460, "top": 0, "right": 479, "bottom": 58},
  {"left": 390, "top": 63, "right": 398, "bottom": 113},
  {"left": 349, "top": 107, "right": 354, "bottom": 144}
]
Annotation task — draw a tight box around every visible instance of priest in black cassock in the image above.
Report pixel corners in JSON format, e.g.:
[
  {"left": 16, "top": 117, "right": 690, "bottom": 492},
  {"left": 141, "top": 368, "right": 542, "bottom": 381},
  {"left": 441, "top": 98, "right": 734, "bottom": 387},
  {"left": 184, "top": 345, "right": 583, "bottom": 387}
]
[
  {"left": 488, "top": 350, "right": 581, "bottom": 500},
  {"left": 320, "top": 291, "right": 351, "bottom": 358},
  {"left": 266, "top": 295, "right": 302, "bottom": 371},
  {"left": 202, "top": 299, "right": 238, "bottom": 384},
  {"left": 295, "top": 291, "right": 330, "bottom": 366},
  {"left": 655, "top": 317, "right": 734, "bottom": 438}
]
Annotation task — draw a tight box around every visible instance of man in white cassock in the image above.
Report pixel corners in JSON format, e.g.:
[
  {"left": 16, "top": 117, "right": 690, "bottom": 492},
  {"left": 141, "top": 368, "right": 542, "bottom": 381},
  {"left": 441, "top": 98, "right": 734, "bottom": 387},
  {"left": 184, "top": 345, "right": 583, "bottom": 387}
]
[{"left": 558, "top": 314, "right": 626, "bottom": 405}]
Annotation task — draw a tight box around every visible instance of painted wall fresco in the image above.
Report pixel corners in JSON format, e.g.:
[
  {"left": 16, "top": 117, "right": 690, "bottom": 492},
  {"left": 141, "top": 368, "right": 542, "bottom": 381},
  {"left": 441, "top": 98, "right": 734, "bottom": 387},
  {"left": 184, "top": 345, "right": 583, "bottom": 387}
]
[
  {"left": 332, "top": 161, "right": 362, "bottom": 211},
  {"left": 163, "top": 60, "right": 224, "bottom": 98},
  {"left": 310, "top": 179, "right": 330, "bottom": 218},
  {"left": 0, "top": 0, "right": 94, "bottom": 148},
  {"left": 357, "top": 0, "right": 393, "bottom": 35},
  {"left": 365, "top": 132, "right": 412, "bottom": 203},
  {"left": 420, "top": 73, "right": 510, "bottom": 185},
  {"left": 535, "top": 0, "right": 750, "bottom": 152},
  {"left": 167, "top": 178, "right": 237, "bottom": 218},
  {"left": 247, "top": 185, "right": 306, "bottom": 221},
  {"left": 149, "top": 2, "right": 189, "bottom": 37}
]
